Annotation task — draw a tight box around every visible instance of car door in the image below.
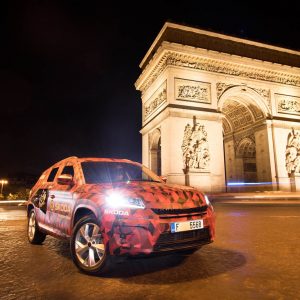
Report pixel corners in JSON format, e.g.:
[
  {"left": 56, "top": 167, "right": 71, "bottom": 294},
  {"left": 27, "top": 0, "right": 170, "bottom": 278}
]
[
  {"left": 32, "top": 167, "right": 59, "bottom": 231},
  {"left": 48, "top": 163, "right": 77, "bottom": 237}
]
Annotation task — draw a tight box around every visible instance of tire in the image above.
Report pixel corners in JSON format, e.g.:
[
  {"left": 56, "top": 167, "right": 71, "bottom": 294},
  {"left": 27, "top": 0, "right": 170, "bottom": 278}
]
[
  {"left": 70, "top": 215, "right": 112, "bottom": 275},
  {"left": 27, "top": 209, "right": 47, "bottom": 244}
]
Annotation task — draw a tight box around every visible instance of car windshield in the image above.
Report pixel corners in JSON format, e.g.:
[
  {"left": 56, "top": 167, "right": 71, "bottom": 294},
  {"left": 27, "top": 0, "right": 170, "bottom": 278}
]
[{"left": 81, "top": 162, "right": 162, "bottom": 184}]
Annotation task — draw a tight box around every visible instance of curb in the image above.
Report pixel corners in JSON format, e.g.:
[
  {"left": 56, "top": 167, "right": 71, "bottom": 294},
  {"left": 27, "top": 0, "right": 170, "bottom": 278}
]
[
  {"left": 0, "top": 200, "right": 27, "bottom": 207},
  {"left": 207, "top": 192, "right": 300, "bottom": 205}
]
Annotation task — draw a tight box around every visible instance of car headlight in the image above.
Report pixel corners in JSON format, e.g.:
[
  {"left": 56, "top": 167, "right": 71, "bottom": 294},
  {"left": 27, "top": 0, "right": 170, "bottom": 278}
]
[{"left": 106, "top": 192, "right": 145, "bottom": 209}]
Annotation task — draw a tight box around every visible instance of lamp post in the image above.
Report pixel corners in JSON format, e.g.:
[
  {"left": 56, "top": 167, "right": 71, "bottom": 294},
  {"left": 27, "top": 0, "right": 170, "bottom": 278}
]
[{"left": 0, "top": 179, "right": 8, "bottom": 195}]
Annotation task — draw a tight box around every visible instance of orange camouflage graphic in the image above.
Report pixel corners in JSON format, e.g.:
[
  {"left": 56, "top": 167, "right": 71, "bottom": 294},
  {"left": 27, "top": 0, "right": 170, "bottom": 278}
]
[{"left": 27, "top": 157, "right": 215, "bottom": 257}]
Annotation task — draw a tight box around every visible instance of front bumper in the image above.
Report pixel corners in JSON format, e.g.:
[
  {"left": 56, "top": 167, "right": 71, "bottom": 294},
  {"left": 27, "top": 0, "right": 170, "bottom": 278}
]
[{"left": 102, "top": 206, "right": 215, "bottom": 256}]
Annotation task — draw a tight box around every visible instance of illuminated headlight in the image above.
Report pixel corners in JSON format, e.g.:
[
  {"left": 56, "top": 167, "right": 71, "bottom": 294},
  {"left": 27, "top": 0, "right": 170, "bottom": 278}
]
[
  {"left": 106, "top": 193, "right": 145, "bottom": 209},
  {"left": 204, "top": 195, "right": 212, "bottom": 206}
]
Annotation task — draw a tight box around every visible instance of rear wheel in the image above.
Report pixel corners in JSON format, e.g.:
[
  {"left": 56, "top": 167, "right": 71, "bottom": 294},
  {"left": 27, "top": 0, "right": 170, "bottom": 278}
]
[
  {"left": 70, "top": 215, "right": 111, "bottom": 275},
  {"left": 27, "top": 210, "right": 46, "bottom": 244}
]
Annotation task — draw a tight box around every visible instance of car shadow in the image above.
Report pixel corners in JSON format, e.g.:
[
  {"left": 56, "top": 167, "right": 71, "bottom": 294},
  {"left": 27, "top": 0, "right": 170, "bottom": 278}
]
[
  {"left": 45, "top": 237, "right": 71, "bottom": 259},
  {"left": 49, "top": 237, "right": 246, "bottom": 283},
  {"left": 104, "top": 245, "right": 247, "bottom": 284}
]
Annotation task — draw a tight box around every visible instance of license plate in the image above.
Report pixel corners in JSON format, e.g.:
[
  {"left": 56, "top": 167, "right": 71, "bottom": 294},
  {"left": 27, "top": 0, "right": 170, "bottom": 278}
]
[{"left": 170, "top": 219, "right": 204, "bottom": 233}]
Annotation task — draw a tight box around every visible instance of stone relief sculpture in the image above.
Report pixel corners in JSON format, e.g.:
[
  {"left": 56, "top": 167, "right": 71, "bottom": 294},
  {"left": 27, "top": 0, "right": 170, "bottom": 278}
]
[
  {"left": 182, "top": 117, "right": 210, "bottom": 171},
  {"left": 144, "top": 82, "right": 167, "bottom": 120},
  {"left": 285, "top": 128, "right": 300, "bottom": 174},
  {"left": 178, "top": 85, "right": 208, "bottom": 100},
  {"left": 175, "top": 79, "right": 211, "bottom": 103},
  {"left": 276, "top": 94, "right": 300, "bottom": 115}
]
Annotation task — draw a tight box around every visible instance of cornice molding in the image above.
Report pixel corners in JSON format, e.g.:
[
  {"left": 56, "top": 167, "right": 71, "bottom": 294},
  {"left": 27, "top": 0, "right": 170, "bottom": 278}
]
[
  {"left": 136, "top": 49, "right": 300, "bottom": 95},
  {"left": 139, "top": 22, "right": 300, "bottom": 70}
]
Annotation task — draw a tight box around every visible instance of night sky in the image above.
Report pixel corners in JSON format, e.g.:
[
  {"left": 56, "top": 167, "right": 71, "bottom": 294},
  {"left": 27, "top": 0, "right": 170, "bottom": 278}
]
[{"left": 1, "top": 0, "right": 299, "bottom": 177}]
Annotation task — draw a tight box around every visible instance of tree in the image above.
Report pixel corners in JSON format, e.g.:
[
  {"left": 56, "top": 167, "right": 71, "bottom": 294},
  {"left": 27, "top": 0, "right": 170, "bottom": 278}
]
[{"left": 7, "top": 189, "right": 30, "bottom": 200}]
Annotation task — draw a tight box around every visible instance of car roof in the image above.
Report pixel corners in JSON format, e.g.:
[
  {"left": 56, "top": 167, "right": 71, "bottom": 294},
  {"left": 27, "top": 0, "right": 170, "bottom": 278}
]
[
  {"left": 78, "top": 157, "right": 137, "bottom": 164},
  {"left": 51, "top": 156, "right": 138, "bottom": 166}
]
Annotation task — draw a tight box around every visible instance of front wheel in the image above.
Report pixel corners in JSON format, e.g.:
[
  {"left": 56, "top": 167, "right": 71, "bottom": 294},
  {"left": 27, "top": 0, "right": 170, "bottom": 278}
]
[
  {"left": 70, "top": 215, "right": 111, "bottom": 275},
  {"left": 27, "top": 209, "right": 46, "bottom": 244}
]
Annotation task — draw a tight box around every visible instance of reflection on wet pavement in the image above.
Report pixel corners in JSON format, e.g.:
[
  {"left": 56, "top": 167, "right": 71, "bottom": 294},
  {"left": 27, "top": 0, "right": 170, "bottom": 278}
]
[{"left": 1, "top": 204, "right": 300, "bottom": 299}]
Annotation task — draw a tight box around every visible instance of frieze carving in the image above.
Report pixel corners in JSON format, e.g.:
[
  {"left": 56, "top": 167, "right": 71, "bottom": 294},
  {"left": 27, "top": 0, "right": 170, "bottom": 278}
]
[
  {"left": 182, "top": 116, "right": 210, "bottom": 172},
  {"left": 216, "top": 83, "right": 234, "bottom": 99},
  {"left": 276, "top": 94, "right": 300, "bottom": 115},
  {"left": 252, "top": 88, "right": 271, "bottom": 108},
  {"left": 175, "top": 79, "right": 211, "bottom": 103},
  {"left": 178, "top": 86, "right": 208, "bottom": 101},
  {"left": 253, "top": 88, "right": 270, "bottom": 100},
  {"left": 137, "top": 51, "right": 300, "bottom": 94},
  {"left": 144, "top": 82, "right": 167, "bottom": 120},
  {"left": 285, "top": 128, "right": 300, "bottom": 174}
]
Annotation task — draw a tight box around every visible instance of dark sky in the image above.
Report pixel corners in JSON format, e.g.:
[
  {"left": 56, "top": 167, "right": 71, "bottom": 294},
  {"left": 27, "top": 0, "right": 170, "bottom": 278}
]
[{"left": 1, "top": 0, "right": 300, "bottom": 177}]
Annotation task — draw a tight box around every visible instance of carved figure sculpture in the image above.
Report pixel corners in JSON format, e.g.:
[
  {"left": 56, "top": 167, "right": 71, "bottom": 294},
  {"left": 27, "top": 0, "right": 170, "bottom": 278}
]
[
  {"left": 182, "top": 117, "right": 210, "bottom": 171},
  {"left": 285, "top": 128, "right": 300, "bottom": 174}
]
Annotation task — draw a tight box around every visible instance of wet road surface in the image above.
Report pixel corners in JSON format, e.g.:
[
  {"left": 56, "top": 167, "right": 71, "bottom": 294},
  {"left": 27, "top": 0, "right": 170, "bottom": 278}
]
[{"left": 1, "top": 204, "right": 300, "bottom": 300}]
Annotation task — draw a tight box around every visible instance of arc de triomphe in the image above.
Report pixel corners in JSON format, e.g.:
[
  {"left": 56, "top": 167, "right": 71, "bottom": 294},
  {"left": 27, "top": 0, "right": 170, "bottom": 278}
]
[{"left": 135, "top": 22, "right": 300, "bottom": 192}]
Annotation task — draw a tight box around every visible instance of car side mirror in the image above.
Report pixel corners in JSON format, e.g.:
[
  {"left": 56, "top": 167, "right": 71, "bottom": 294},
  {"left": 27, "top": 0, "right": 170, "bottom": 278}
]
[
  {"left": 57, "top": 174, "right": 74, "bottom": 186},
  {"left": 159, "top": 176, "right": 167, "bottom": 183}
]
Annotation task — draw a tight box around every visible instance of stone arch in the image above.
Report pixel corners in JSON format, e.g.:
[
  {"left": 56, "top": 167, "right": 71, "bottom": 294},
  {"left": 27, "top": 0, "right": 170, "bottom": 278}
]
[
  {"left": 236, "top": 137, "right": 256, "bottom": 158},
  {"left": 137, "top": 23, "right": 300, "bottom": 192},
  {"left": 149, "top": 128, "right": 161, "bottom": 175},
  {"left": 219, "top": 85, "right": 272, "bottom": 190},
  {"left": 218, "top": 85, "right": 271, "bottom": 118}
]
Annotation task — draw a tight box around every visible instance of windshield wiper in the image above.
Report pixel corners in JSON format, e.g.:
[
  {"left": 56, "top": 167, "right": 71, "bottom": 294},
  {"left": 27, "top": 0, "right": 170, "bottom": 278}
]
[{"left": 129, "top": 179, "right": 161, "bottom": 183}]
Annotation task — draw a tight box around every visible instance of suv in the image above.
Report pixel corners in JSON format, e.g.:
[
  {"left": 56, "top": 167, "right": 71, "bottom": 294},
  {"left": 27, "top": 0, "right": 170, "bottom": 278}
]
[{"left": 27, "top": 157, "right": 215, "bottom": 275}]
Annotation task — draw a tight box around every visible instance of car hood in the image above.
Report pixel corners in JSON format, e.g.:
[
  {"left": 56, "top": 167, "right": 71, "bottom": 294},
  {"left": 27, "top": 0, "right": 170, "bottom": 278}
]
[{"left": 79, "top": 181, "right": 206, "bottom": 209}]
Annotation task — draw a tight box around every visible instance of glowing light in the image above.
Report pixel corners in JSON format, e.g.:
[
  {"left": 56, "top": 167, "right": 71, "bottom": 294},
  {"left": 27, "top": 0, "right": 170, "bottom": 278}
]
[
  {"left": 0, "top": 179, "right": 8, "bottom": 195},
  {"left": 106, "top": 192, "right": 145, "bottom": 209},
  {"left": 227, "top": 182, "right": 273, "bottom": 186}
]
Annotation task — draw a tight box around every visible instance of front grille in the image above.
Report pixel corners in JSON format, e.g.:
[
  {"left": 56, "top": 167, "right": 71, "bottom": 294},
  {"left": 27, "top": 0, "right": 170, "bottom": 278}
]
[
  {"left": 153, "top": 227, "right": 211, "bottom": 252},
  {"left": 152, "top": 206, "right": 207, "bottom": 216}
]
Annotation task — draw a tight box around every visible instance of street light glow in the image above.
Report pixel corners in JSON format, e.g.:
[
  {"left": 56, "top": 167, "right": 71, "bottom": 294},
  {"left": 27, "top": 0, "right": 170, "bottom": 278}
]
[{"left": 0, "top": 179, "right": 8, "bottom": 195}]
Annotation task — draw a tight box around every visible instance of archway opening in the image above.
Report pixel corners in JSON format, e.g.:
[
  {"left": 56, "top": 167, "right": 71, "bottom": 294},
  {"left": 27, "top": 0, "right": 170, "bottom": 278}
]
[
  {"left": 220, "top": 91, "right": 270, "bottom": 191},
  {"left": 236, "top": 137, "right": 257, "bottom": 183},
  {"left": 150, "top": 129, "right": 161, "bottom": 176}
]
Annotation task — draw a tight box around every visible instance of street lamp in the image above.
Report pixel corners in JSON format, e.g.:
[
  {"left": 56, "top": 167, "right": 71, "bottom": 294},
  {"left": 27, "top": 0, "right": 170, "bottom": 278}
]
[{"left": 0, "top": 179, "right": 8, "bottom": 195}]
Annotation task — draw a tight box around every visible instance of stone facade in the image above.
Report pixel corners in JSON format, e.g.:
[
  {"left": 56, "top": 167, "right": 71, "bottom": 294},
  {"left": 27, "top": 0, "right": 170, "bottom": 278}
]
[{"left": 136, "top": 22, "right": 300, "bottom": 192}]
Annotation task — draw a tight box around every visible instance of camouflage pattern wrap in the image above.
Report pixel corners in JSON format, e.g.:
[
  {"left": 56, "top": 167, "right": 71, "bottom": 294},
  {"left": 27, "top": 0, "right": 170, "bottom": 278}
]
[{"left": 27, "top": 157, "right": 215, "bottom": 255}]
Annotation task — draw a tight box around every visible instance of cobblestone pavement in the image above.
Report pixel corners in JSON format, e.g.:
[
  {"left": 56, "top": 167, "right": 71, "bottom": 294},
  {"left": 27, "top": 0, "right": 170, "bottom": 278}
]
[{"left": 1, "top": 204, "right": 300, "bottom": 300}]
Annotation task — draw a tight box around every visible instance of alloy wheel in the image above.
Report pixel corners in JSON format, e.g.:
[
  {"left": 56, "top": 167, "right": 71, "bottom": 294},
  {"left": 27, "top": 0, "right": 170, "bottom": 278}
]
[
  {"left": 28, "top": 212, "right": 36, "bottom": 241},
  {"left": 75, "top": 222, "right": 105, "bottom": 268}
]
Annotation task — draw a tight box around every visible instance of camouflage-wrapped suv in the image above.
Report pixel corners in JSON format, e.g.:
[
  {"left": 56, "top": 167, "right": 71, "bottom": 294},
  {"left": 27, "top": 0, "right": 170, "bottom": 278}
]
[{"left": 27, "top": 157, "right": 215, "bottom": 275}]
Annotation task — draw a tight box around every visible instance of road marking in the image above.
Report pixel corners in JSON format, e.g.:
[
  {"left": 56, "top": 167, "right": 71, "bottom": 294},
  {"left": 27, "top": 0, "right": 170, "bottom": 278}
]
[{"left": 268, "top": 216, "right": 300, "bottom": 218}]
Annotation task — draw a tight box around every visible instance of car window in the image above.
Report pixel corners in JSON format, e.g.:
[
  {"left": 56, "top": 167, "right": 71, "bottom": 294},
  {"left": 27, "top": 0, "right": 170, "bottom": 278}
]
[
  {"left": 82, "top": 162, "right": 110, "bottom": 183},
  {"left": 47, "top": 167, "right": 59, "bottom": 182},
  {"left": 61, "top": 165, "right": 75, "bottom": 177},
  {"left": 81, "top": 162, "right": 161, "bottom": 184}
]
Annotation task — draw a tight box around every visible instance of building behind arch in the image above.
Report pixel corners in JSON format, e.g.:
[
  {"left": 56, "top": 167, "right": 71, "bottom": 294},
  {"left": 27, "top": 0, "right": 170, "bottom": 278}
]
[{"left": 135, "top": 22, "right": 300, "bottom": 192}]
